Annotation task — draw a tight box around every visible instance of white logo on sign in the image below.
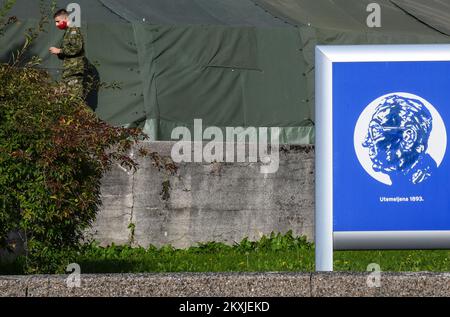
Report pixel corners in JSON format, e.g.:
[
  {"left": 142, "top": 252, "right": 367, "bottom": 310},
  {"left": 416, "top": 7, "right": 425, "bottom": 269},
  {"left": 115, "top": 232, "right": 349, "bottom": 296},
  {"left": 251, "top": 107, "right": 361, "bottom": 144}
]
[{"left": 354, "top": 92, "right": 446, "bottom": 185}]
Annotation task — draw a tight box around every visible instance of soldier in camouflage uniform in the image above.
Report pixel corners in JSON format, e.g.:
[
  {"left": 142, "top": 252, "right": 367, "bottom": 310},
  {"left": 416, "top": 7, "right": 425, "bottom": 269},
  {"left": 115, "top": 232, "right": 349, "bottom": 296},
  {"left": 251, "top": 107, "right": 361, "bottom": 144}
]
[{"left": 49, "top": 9, "right": 86, "bottom": 99}]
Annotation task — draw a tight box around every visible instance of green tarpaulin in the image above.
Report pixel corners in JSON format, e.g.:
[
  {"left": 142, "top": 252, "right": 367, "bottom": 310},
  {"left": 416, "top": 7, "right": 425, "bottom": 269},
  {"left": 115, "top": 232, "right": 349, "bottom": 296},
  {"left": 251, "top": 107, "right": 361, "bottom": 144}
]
[{"left": 1, "top": 0, "right": 449, "bottom": 144}]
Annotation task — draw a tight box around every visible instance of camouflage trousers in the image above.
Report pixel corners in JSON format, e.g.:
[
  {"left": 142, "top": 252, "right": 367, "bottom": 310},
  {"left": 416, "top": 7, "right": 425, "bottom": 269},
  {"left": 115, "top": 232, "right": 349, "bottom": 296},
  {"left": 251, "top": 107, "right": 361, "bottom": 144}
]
[{"left": 62, "top": 76, "right": 84, "bottom": 100}]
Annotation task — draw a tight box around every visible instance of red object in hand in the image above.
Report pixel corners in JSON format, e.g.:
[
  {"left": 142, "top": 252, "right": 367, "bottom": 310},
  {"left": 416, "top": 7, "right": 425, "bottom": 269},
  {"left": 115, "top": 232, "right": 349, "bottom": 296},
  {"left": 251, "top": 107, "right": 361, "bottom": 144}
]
[{"left": 57, "top": 20, "right": 68, "bottom": 30}]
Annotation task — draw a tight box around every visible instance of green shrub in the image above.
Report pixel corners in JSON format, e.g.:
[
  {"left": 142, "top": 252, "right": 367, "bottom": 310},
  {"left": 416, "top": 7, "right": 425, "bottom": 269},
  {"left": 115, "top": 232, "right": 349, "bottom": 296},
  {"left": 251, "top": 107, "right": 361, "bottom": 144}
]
[{"left": 0, "top": 61, "right": 147, "bottom": 273}]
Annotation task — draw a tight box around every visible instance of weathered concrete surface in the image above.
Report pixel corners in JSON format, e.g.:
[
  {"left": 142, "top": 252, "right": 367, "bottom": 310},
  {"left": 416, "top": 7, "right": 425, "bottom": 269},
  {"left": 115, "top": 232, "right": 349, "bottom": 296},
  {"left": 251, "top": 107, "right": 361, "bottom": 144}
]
[
  {"left": 2, "top": 272, "right": 450, "bottom": 297},
  {"left": 88, "top": 142, "right": 315, "bottom": 248}
]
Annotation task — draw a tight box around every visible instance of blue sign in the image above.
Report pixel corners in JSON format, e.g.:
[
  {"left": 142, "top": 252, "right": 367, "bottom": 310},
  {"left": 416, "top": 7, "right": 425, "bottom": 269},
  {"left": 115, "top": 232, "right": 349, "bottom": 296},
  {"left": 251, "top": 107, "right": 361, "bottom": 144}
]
[
  {"left": 333, "top": 61, "right": 450, "bottom": 232},
  {"left": 315, "top": 45, "right": 450, "bottom": 271}
]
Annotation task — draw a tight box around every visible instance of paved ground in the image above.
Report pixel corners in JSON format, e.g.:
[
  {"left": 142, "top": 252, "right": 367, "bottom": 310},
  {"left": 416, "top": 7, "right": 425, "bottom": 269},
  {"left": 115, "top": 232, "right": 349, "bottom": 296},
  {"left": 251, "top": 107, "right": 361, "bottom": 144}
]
[{"left": 1, "top": 272, "right": 450, "bottom": 297}]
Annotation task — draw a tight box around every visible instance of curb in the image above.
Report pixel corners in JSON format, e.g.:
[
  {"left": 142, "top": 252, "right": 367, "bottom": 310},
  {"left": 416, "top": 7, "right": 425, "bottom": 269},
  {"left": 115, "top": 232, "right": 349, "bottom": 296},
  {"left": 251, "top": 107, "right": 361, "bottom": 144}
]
[{"left": 1, "top": 272, "right": 450, "bottom": 297}]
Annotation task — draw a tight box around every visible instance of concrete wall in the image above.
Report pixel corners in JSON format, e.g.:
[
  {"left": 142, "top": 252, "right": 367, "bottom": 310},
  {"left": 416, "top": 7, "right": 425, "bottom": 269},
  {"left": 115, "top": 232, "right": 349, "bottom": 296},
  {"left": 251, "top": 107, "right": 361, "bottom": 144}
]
[
  {"left": 88, "top": 142, "right": 315, "bottom": 248},
  {"left": 2, "top": 272, "right": 450, "bottom": 297}
]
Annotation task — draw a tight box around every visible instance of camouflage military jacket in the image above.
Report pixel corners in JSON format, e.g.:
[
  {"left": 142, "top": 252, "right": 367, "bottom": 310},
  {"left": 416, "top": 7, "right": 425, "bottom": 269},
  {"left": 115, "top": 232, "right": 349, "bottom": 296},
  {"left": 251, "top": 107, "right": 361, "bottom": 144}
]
[{"left": 58, "top": 26, "right": 86, "bottom": 79}]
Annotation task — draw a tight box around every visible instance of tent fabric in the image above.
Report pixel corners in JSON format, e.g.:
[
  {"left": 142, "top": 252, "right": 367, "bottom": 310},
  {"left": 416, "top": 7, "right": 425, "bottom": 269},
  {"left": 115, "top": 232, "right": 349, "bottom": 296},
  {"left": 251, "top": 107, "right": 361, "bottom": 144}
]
[
  {"left": 253, "top": 0, "right": 441, "bottom": 35},
  {"left": 2, "top": 0, "right": 450, "bottom": 145},
  {"left": 130, "top": 22, "right": 313, "bottom": 141},
  {"left": 391, "top": 0, "right": 450, "bottom": 36},
  {"left": 99, "top": 0, "right": 291, "bottom": 27}
]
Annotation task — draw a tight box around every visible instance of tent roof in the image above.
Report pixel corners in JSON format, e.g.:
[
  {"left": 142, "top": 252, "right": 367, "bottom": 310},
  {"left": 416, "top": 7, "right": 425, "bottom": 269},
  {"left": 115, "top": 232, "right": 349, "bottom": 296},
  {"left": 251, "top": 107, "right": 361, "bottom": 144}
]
[
  {"left": 5, "top": 0, "right": 127, "bottom": 23},
  {"left": 5, "top": 0, "right": 450, "bottom": 36},
  {"left": 391, "top": 0, "right": 450, "bottom": 36},
  {"left": 99, "top": 0, "right": 290, "bottom": 27},
  {"left": 253, "top": 0, "right": 446, "bottom": 36},
  {"left": 5, "top": 0, "right": 290, "bottom": 27}
]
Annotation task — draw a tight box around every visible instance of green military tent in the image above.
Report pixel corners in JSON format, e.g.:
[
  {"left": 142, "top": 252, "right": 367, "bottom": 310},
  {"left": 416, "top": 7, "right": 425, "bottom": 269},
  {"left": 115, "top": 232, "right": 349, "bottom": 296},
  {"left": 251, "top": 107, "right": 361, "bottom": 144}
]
[{"left": 1, "top": 0, "right": 449, "bottom": 143}]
